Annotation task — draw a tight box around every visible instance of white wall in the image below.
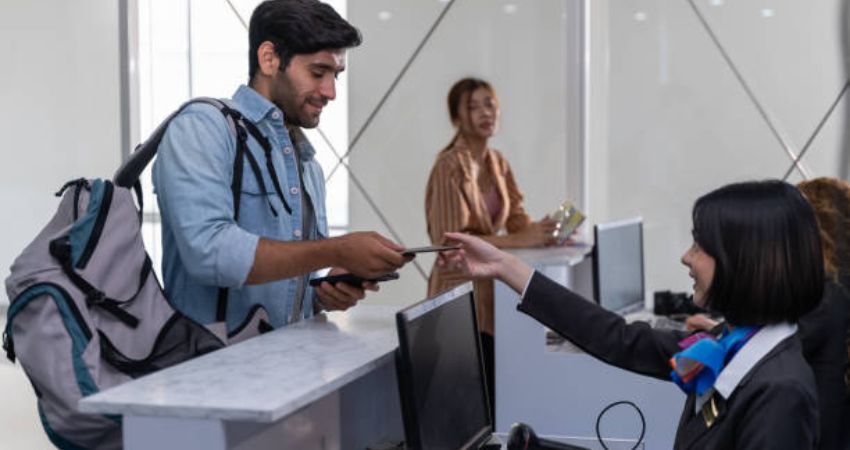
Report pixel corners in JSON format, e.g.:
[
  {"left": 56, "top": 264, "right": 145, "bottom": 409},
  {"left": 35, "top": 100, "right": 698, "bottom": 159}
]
[
  {"left": 0, "top": 0, "right": 124, "bottom": 305},
  {"left": 588, "top": 0, "right": 850, "bottom": 300},
  {"left": 0, "top": 3, "right": 123, "bottom": 448},
  {"left": 347, "top": 0, "right": 584, "bottom": 306}
]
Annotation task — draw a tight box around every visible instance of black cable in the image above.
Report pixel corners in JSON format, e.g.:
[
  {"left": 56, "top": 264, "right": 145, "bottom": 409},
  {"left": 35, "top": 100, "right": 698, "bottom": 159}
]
[{"left": 594, "top": 400, "right": 645, "bottom": 450}]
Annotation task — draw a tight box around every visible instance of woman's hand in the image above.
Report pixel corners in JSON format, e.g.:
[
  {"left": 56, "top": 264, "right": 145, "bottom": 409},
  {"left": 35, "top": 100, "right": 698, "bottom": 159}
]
[
  {"left": 438, "top": 232, "right": 534, "bottom": 293},
  {"left": 685, "top": 313, "right": 719, "bottom": 332},
  {"left": 507, "top": 217, "right": 559, "bottom": 248}
]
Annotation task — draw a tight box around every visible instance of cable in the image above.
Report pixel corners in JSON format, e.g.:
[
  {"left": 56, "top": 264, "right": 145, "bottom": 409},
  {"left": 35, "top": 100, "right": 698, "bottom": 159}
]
[{"left": 594, "top": 400, "right": 646, "bottom": 450}]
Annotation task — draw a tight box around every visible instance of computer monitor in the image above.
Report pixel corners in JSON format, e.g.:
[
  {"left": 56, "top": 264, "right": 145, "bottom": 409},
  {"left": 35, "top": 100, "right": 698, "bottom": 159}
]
[
  {"left": 592, "top": 217, "right": 645, "bottom": 314},
  {"left": 395, "top": 283, "right": 491, "bottom": 450}
]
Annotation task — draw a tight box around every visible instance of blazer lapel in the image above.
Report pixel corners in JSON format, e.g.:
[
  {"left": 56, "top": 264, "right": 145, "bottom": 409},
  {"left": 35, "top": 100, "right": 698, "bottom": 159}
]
[
  {"left": 457, "top": 146, "right": 495, "bottom": 235},
  {"left": 676, "top": 393, "right": 728, "bottom": 449}
]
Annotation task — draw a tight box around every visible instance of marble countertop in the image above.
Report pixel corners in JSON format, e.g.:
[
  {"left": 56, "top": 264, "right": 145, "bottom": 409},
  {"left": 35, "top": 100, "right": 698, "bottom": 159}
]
[{"left": 78, "top": 305, "right": 399, "bottom": 422}]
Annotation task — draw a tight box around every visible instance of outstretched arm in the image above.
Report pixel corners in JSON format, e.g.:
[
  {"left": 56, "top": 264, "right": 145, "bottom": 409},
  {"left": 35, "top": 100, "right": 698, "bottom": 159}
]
[
  {"left": 246, "top": 231, "right": 410, "bottom": 285},
  {"left": 438, "top": 231, "right": 534, "bottom": 292},
  {"left": 440, "top": 232, "right": 684, "bottom": 379}
]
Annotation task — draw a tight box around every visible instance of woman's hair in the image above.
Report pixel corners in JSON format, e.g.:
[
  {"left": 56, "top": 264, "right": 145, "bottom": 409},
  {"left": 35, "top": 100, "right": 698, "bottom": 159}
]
[
  {"left": 442, "top": 78, "right": 498, "bottom": 150},
  {"left": 797, "top": 177, "right": 850, "bottom": 283},
  {"left": 693, "top": 180, "right": 824, "bottom": 325}
]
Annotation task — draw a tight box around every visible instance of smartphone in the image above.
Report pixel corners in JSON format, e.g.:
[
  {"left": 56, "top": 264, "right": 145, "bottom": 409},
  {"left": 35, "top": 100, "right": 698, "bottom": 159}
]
[
  {"left": 308, "top": 272, "right": 399, "bottom": 287},
  {"left": 401, "top": 245, "right": 461, "bottom": 257}
]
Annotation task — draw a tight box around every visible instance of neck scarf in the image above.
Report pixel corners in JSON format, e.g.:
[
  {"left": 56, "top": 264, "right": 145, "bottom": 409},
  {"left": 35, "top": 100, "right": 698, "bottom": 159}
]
[{"left": 669, "top": 325, "right": 759, "bottom": 396}]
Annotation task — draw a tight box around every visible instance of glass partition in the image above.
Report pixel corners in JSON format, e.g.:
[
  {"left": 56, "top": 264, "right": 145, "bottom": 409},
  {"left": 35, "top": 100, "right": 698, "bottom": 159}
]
[{"left": 588, "top": 0, "right": 849, "bottom": 298}]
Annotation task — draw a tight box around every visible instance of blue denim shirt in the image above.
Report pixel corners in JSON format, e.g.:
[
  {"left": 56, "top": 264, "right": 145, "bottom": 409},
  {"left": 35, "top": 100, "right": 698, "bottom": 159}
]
[{"left": 152, "top": 85, "right": 328, "bottom": 332}]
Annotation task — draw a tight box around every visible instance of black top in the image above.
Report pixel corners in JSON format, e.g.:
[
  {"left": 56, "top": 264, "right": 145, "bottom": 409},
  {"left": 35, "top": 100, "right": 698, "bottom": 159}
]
[
  {"left": 799, "top": 280, "right": 850, "bottom": 450},
  {"left": 518, "top": 271, "right": 819, "bottom": 450}
]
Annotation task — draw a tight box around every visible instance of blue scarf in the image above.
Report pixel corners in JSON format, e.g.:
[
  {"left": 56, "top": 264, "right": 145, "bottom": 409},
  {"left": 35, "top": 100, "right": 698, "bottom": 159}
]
[{"left": 669, "top": 325, "right": 758, "bottom": 396}]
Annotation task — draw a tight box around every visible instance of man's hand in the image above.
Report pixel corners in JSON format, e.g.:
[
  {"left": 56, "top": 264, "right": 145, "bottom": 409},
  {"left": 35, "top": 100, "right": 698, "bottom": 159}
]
[
  {"left": 332, "top": 231, "right": 411, "bottom": 278},
  {"left": 246, "top": 231, "right": 411, "bottom": 285},
  {"left": 314, "top": 267, "right": 378, "bottom": 311}
]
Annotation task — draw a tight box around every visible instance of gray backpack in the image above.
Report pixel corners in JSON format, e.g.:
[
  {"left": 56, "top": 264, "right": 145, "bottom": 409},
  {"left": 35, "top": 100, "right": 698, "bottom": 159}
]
[{"left": 2, "top": 98, "right": 277, "bottom": 449}]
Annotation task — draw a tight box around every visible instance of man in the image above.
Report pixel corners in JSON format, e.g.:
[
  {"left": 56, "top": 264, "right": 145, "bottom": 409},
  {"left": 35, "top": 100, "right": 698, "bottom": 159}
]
[{"left": 152, "top": 0, "right": 408, "bottom": 337}]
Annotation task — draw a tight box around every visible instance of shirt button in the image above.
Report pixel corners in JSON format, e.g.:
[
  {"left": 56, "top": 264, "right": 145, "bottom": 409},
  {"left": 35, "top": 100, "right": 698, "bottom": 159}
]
[
  {"left": 283, "top": 147, "right": 293, "bottom": 155},
  {"left": 294, "top": 229, "right": 302, "bottom": 238},
  {"left": 271, "top": 111, "right": 281, "bottom": 120},
  {"left": 290, "top": 186, "right": 299, "bottom": 195}
]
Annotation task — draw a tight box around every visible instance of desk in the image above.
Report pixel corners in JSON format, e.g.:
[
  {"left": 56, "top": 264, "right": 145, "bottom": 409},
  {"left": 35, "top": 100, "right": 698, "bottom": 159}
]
[
  {"left": 79, "top": 306, "right": 404, "bottom": 450},
  {"left": 491, "top": 432, "right": 643, "bottom": 449},
  {"left": 494, "top": 245, "right": 684, "bottom": 449}
]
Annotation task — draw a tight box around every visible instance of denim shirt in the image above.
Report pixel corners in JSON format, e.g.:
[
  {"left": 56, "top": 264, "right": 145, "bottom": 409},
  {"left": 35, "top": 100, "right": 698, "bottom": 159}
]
[{"left": 152, "top": 85, "right": 328, "bottom": 332}]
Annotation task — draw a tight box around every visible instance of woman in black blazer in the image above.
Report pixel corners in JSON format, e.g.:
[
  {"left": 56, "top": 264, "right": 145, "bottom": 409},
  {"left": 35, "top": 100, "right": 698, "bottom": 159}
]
[
  {"left": 440, "top": 180, "right": 825, "bottom": 449},
  {"left": 686, "top": 178, "right": 850, "bottom": 449}
]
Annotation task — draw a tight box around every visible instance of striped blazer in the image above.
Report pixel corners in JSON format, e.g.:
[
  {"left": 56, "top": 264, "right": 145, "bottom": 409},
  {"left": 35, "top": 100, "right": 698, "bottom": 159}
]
[{"left": 424, "top": 138, "right": 532, "bottom": 334}]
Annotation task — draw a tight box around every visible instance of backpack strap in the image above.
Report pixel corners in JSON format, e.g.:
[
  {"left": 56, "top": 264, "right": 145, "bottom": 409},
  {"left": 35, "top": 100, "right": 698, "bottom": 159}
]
[
  {"left": 240, "top": 118, "right": 292, "bottom": 215},
  {"left": 55, "top": 178, "right": 91, "bottom": 222},
  {"left": 114, "top": 98, "right": 236, "bottom": 187}
]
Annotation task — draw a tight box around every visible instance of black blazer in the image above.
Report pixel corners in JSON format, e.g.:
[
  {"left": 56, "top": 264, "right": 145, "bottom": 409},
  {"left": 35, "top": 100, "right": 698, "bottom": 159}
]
[
  {"left": 518, "top": 271, "right": 819, "bottom": 450},
  {"left": 798, "top": 281, "right": 850, "bottom": 450}
]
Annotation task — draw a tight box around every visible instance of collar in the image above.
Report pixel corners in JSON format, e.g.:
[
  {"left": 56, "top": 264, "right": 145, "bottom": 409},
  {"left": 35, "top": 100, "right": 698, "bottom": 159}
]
[
  {"left": 287, "top": 126, "right": 316, "bottom": 160},
  {"left": 232, "top": 84, "right": 282, "bottom": 125},
  {"left": 232, "top": 85, "right": 316, "bottom": 160},
  {"left": 694, "top": 322, "right": 797, "bottom": 413}
]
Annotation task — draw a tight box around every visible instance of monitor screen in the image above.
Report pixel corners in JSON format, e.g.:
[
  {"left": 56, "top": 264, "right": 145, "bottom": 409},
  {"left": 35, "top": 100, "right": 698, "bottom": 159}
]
[
  {"left": 395, "top": 283, "right": 491, "bottom": 450},
  {"left": 593, "top": 217, "right": 645, "bottom": 313}
]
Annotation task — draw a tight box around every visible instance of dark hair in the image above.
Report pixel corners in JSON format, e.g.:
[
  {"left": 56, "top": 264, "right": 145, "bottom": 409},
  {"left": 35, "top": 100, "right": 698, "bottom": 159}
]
[
  {"left": 693, "top": 180, "right": 824, "bottom": 325},
  {"left": 248, "top": 0, "right": 362, "bottom": 79},
  {"left": 797, "top": 177, "right": 850, "bottom": 283},
  {"left": 441, "top": 77, "right": 498, "bottom": 151}
]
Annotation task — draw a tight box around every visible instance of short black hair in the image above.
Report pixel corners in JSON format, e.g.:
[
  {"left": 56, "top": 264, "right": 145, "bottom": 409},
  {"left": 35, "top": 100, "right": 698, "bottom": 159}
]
[
  {"left": 248, "top": 0, "right": 362, "bottom": 79},
  {"left": 693, "top": 180, "right": 824, "bottom": 325}
]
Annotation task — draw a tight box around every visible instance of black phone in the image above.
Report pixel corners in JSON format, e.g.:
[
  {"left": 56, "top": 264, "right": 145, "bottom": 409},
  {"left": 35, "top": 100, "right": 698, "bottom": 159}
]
[
  {"left": 401, "top": 245, "right": 461, "bottom": 257},
  {"left": 308, "top": 272, "right": 399, "bottom": 287}
]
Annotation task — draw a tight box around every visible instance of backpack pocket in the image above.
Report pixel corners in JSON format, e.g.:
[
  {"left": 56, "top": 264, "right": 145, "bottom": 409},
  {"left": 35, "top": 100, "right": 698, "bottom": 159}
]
[
  {"left": 99, "top": 312, "right": 223, "bottom": 378},
  {"left": 225, "top": 304, "right": 273, "bottom": 345}
]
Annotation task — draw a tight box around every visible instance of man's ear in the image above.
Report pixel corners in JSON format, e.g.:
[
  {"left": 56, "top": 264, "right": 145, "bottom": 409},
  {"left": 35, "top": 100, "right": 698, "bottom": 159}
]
[{"left": 256, "top": 41, "right": 281, "bottom": 77}]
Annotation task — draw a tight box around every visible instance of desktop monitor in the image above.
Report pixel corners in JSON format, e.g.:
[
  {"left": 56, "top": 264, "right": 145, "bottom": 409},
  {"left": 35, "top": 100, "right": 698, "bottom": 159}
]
[
  {"left": 592, "top": 217, "right": 645, "bottom": 314},
  {"left": 395, "top": 283, "right": 491, "bottom": 450}
]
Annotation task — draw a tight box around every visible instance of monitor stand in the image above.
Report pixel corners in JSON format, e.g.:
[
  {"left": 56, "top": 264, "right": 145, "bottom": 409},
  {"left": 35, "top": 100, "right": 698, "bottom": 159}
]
[{"left": 478, "top": 434, "right": 503, "bottom": 449}]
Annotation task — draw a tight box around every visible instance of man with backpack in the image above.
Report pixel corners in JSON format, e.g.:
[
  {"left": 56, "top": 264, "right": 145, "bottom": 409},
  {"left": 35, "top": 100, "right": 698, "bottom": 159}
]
[{"left": 152, "top": 0, "right": 409, "bottom": 338}]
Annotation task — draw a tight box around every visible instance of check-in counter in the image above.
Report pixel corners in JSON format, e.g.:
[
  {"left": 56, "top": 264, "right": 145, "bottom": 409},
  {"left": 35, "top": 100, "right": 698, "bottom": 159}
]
[{"left": 79, "top": 306, "right": 405, "bottom": 450}]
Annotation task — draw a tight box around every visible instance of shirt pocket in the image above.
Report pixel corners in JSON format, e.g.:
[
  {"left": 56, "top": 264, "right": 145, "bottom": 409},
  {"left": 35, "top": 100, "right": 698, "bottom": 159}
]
[{"left": 237, "top": 167, "right": 290, "bottom": 238}]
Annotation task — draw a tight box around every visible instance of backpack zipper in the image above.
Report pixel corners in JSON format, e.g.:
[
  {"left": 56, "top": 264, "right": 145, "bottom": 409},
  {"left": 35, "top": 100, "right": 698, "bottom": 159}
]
[{"left": 76, "top": 181, "right": 114, "bottom": 269}]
